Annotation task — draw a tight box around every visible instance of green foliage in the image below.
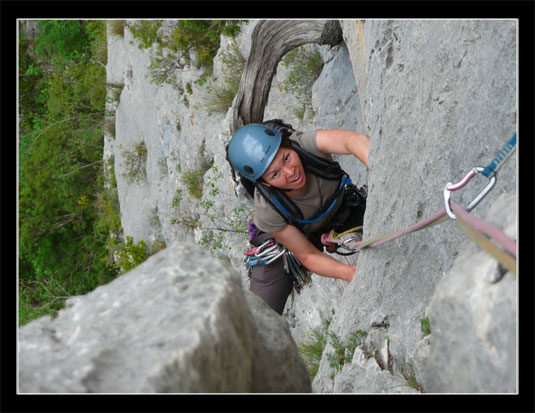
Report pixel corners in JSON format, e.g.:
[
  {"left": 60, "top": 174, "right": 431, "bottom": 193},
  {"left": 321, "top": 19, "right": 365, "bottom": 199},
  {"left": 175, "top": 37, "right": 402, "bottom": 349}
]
[
  {"left": 420, "top": 317, "right": 431, "bottom": 337},
  {"left": 127, "top": 20, "right": 163, "bottom": 49},
  {"left": 297, "top": 319, "right": 331, "bottom": 379},
  {"left": 18, "top": 29, "right": 48, "bottom": 136},
  {"left": 108, "top": 236, "right": 149, "bottom": 273},
  {"left": 181, "top": 170, "right": 205, "bottom": 200},
  {"left": 280, "top": 45, "right": 323, "bottom": 119},
  {"left": 326, "top": 329, "right": 367, "bottom": 378},
  {"left": 198, "top": 230, "right": 225, "bottom": 251},
  {"left": 18, "top": 279, "right": 58, "bottom": 325},
  {"left": 33, "top": 20, "right": 91, "bottom": 69},
  {"left": 201, "top": 39, "right": 245, "bottom": 113},
  {"left": 172, "top": 188, "right": 183, "bottom": 208},
  {"left": 196, "top": 164, "right": 251, "bottom": 250},
  {"left": 180, "top": 144, "right": 214, "bottom": 199},
  {"left": 297, "top": 322, "right": 370, "bottom": 381},
  {"left": 167, "top": 20, "right": 243, "bottom": 66},
  {"left": 120, "top": 143, "right": 148, "bottom": 184},
  {"left": 128, "top": 20, "right": 246, "bottom": 90},
  {"left": 85, "top": 20, "right": 108, "bottom": 64},
  {"left": 94, "top": 158, "right": 121, "bottom": 236},
  {"left": 403, "top": 367, "right": 425, "bottom": 393},
  {"left": 18, "top": 20, "right": 121, "bottom": 325},
  {"left": 171, "top": 160, "right": 251, "bottom": 251},
  {"left": 107, "top": 20, "right": 125, "bottom": 39}
]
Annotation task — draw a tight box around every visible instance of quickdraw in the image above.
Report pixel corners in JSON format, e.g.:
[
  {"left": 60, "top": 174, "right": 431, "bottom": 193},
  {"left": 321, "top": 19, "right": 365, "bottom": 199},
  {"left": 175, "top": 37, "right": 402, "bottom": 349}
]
[
  {"left": 243, "top": 238, "right": 312, "bottom": 294},
  {"left": 443, "top": 166, "right": 496, "bottom": 220},
  {"left": 443, "top": 133, "right": 516, "bottom": 220}
]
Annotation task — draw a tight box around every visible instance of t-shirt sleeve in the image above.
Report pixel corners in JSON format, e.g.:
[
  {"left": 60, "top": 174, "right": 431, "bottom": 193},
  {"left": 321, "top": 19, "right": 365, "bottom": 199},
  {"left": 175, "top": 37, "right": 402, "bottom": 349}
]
[{"left": 290, "top": 130, "right": 334, "bottom": 161}]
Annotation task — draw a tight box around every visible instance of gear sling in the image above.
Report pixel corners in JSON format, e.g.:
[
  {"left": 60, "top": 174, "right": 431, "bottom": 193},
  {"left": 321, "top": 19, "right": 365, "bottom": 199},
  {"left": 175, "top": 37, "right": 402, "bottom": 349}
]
[{"left": 227, "top": 119, "right": 367, "bottom": 313}]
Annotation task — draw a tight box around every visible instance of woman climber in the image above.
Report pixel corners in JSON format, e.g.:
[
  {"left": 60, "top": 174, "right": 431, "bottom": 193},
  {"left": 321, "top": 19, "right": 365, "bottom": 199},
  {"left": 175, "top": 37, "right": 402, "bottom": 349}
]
[{"left": 226, "top": 121, "right": 370, "bottom": 315}]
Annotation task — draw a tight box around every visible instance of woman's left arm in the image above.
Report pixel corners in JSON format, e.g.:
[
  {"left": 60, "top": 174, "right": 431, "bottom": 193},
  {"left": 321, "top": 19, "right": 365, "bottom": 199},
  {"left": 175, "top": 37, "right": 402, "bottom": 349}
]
[{"left": 316, "top": 129, "right": 370, "bottom": 169}]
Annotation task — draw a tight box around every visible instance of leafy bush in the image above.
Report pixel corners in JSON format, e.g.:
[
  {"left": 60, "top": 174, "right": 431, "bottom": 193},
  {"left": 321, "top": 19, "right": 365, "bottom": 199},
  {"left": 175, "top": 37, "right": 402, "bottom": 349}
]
[
  {"left": 167, "top": 20, "right": 245, "bottom": 66},
  {"left": 297, "top": 320, "right": 331, "bottom": 379},
  {"left": 202, "top": 39, "right": 245, "bottom": 113},
  {"left": 181, "top": 170, "right": 205, "bottom": 200},
  {"left": 18, "top": 20, "right": 121, "bottom": 325},
  {"left": 108, "top": 20, "right": 125, "bottom": 39},
  {"left": 108, "top": 236, "right": 149, "bottom": 273},
  {"left": 127, "top": 20, "right": 163, "bottom": 49},
  {"left": 180, "top": 142, "right": 214, "bottom": 199},
  {"left": 127, "top": 19, "right": 246, "bottom": 90},
  {"left": 120, "top": 143, "right": 148, "bottom": 184},
  {"left": 280, "top": 45, "right": 323, "bottom": 118},
  {"left": 420, "top": 317, "right": 431, "bottom": 337},
  {"left": 326, "top": 329, "right": 367, "bottom": 378},
  {"left": 33, "top": 20, "right": 91, "bottom": 69}
]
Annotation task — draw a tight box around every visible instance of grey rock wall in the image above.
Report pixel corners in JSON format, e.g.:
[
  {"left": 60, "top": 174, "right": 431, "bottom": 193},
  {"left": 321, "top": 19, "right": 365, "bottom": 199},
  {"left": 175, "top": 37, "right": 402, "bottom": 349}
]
[
  {"left": 19, "top": 243, "right": 311, "bottom": 393},
  {"left": 311, "top": 19, "right": 516, "bottom": 393},
  {"left": 423, "top": 192, "right": 517, "bottom": 393}
]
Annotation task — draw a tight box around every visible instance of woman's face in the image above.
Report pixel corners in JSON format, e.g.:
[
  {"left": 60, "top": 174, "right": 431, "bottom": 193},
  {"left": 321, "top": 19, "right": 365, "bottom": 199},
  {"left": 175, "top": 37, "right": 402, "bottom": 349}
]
[{"left": 261, "top": 147, "right": 306, "bottom": 194}]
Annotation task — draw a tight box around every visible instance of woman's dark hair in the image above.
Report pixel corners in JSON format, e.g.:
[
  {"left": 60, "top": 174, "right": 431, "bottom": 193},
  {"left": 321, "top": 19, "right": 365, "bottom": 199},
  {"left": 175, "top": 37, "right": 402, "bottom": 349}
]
[{"left": 279, "top": 135, "right": 293, "bottom": 149}]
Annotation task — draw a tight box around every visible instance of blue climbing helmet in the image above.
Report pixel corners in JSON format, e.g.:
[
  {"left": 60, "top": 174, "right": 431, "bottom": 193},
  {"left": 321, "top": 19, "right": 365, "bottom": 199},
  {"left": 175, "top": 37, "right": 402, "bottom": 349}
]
[{"left": 226, "top": 124, "right": 282, "bottom": 182}]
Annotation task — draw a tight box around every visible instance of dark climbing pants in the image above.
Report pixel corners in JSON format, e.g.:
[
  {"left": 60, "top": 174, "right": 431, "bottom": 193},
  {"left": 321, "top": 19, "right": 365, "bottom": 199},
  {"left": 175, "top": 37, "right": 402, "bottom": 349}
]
[
  {"left": 248, "top": 202, "right": 366, "bottom": 315},
  {"left": 249, "top": 233, "right": 293, "bottom": 315}
]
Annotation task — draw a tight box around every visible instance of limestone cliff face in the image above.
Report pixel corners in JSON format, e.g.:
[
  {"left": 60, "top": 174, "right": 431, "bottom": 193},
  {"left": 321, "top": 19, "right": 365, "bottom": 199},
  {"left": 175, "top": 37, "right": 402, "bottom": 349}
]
[
  {"left": 313, "top": 19, "right": 516, "bottom": 393},
  {"left": 19, "top": 243, "right": 311, "bottom": 393},
  {"left": 19, "top": 20, "right": 517, "bottom": 393}
]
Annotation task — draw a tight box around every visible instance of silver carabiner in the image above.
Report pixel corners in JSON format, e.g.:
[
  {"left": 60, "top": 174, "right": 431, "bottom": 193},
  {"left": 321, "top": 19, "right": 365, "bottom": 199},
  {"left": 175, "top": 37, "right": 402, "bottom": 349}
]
[
  {"left": 443, "top": 167, "right": 497, "bottom": 219},
  {"left": 263, "top": 248, "right": 285, "bottom": 265},
  {"left": 287, "top": 252, "right": 309, "bottom": 285},
  {"left": 339, "top": 237, "right": 360, "bottom": 253},
  {"left": 256, "top": 244, "right": 278, "bottom": 257}
]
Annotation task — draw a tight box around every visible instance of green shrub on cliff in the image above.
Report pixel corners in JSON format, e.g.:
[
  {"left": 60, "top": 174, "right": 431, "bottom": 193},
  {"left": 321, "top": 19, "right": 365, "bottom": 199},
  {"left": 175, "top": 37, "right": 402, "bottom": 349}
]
[{"left": 18, "top": 20, "right": 119, "bottom": 325}]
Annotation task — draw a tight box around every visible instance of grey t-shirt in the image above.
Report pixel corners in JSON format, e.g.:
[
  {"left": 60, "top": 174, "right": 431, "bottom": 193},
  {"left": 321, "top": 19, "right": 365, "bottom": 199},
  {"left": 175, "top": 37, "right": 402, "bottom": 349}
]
[{"left": 253, "top": 130, "right": 341, "bottom": 234}]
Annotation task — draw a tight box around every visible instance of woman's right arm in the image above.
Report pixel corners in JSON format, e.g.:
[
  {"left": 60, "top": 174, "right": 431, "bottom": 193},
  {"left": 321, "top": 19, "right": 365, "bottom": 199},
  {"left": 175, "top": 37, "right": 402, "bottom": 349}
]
[{"left": 270, "top": 225, "right": 356, "bottom": 282}]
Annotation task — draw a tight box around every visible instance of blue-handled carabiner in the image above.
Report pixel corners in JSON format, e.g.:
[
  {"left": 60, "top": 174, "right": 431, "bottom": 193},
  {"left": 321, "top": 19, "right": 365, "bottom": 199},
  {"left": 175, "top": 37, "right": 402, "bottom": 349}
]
[
  {"left": 443, "top": 167, "right": 497, "bottom": 220},
  {"left": 247, "top": 249, "right": 285, "bottom": 267},
  {"left": 443, "top": 133, "right": 515, "bottom": 220}
]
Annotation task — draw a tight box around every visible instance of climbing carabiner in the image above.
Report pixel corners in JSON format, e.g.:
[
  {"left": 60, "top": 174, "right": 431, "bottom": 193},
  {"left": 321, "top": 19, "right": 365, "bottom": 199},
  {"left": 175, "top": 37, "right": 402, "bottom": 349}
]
[
  {"left": 263, "top": 248, "right": 286, "bottom": 265},
  {"left": 443, "top": 166, "right": 497, "bottom": 220},
  {"left": 337, "top": 237, "right": 360, "bottom": 253}
]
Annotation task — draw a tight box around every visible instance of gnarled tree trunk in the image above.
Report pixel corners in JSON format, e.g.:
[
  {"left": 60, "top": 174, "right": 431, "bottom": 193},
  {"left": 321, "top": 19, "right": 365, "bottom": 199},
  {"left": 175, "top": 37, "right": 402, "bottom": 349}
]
[{"left": 232, "top": 20, "right": 343, "bottom": 132}]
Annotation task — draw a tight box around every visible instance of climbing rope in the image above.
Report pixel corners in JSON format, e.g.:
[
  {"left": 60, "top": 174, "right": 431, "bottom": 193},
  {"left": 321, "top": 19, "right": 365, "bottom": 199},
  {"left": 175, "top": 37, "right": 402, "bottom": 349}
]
[
  {"left": 321, "top": 134, "right": 517, "bottom": 272},
  {"left": 322, "top": 209, "right": 449, "bottom": 252},
  {"left": 450, "top": 203, "right": 516, "bottom": 273}
]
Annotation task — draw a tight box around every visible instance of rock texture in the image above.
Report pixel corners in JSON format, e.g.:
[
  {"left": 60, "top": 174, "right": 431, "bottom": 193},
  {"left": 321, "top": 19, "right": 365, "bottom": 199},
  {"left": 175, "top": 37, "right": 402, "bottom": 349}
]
[
  {"left": 311, "top": 19, "right": 516, "bottom": 393},
  {"left": 423, "top": 192, "right": 517, "bottom": 393},
  {"left": 106, "top": 20, "right": 226, "bottom": 249},
  {"left": 18, "top": 243, "right": 311, "bottom": 393}
]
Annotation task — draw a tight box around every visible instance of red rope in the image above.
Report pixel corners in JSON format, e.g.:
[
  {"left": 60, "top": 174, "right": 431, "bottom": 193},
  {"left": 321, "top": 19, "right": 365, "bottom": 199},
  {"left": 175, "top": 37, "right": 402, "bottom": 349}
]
[
  {"left": 323, "top": 208, "right": 448, "bottom": 250},
  {"left": 451, "top": 203, "right": 516, "bottom": 258}
]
